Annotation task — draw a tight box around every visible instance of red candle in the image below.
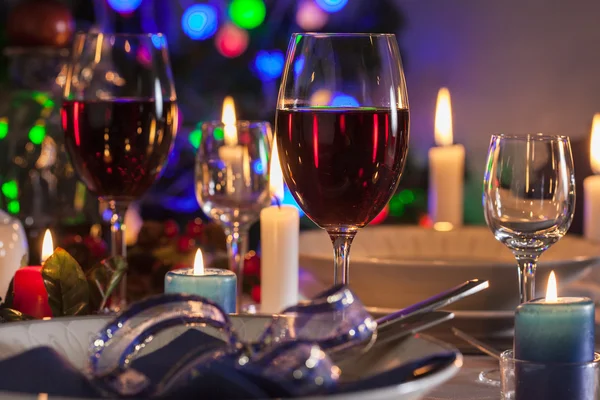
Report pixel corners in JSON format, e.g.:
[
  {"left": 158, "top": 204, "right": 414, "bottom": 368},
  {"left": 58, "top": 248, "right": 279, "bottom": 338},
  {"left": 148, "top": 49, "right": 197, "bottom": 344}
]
[{"left": 12, "top": 230, "right": 53, "bottom": 318}]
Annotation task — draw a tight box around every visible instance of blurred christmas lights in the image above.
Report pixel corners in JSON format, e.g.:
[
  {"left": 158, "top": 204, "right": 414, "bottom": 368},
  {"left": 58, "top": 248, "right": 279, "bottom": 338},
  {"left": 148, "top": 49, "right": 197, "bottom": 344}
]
[
  {"left": 330, "top": 93, "right": 360, "bottom": 107},
  {"left": 229, "top": 0, "right": 266, "bottom": 30},
  {"left": 253, "top": 50, "right": 284, "bottom": 81},
  {"left": 182, "top": 4, "right": 219, "bottom": 40},
  {"left": 107, "top": 0, "right": 142, "bottom": 14},
  {"left": 296, "top": 0, "right": 328, "bottom": 30},
  {"left": 215, "top": 24, "right": 249, "bottom": 58},
  {"left": 315, "top": 0, "right": 348, "bottom": 13}
]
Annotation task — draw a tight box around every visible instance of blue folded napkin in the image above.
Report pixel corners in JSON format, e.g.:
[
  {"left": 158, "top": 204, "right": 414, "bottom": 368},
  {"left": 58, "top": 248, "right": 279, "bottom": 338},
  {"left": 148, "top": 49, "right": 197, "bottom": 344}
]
[{"left": 0, "top": 328, "right": 456, "bottom": 398}]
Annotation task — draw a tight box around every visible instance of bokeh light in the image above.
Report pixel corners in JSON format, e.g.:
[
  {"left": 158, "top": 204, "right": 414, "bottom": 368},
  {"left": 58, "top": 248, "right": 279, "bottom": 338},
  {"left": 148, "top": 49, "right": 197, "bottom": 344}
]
[
  {"left": 189, "top": 129, "right": 202, "bottom": 149},
  {"left": 296, "top": 0, "right": 328, "bottom": 30},
  {"left": 182, "top": 4, "right": 219, "bottom": 40},
  {"left": 107, "top": 0, "right": 142, "bottom": 14},
  {"left": 28, "top": 123, "right": 46, "bottom": 145},
  {"left": 0, "top": 118, "right": 7, "bottom": 140},
  {"left": 253, "top": 50, "right": 285, "bottom": 81},
  {"left": 229, "top": 0, "right": 266, "bottom": 30},
  {"left": 7, "top": 200, "right": 19, "bottom": 215},
  {"left": 294, "top": 56, "right": 305, "bottom": 77},
  {"left": 330, "top": 93, "right": 360, "bottom": 107},
  {"left": 1, "top": 180, "right": 18, "bottom": 200},
  {"left": 215, "top": 24, "right": 250, "bottom": 58},
  {"left": 315, "top": 0, "right": 348, "bottom": 13}
]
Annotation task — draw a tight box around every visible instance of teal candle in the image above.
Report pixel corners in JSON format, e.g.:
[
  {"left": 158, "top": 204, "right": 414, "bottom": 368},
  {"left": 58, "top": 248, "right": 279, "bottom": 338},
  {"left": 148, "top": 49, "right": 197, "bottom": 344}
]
[
  {"left": 164, "top": 250, "right": 236, "bottom": 313},
  {"left": 514, "top": 272, "right": 595, "bottom": 399}
]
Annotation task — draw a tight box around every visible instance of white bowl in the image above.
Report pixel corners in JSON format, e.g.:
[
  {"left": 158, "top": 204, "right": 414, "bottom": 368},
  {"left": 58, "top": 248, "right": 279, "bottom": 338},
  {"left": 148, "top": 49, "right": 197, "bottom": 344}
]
[
  {"left": 299, "top": 226, "right": 600, "bottom": 311},
  {"left": 0, "top": 315, "right": 461, "bottom": 400}
]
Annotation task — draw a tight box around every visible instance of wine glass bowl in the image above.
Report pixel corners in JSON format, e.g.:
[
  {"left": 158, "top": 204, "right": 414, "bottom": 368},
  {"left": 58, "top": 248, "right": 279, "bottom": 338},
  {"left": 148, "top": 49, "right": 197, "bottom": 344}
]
[
  {"left": 483, "top": 134, "right": 575, "bottom": 303},
  {"left": 276, "top": 33, "right": 409, "bottom": 285},
  {"left": 196, "top": 121, "right": 272, "bottom": 229},
  {"left": 61, "top": 33, "right": 178, "bottom": 310}
]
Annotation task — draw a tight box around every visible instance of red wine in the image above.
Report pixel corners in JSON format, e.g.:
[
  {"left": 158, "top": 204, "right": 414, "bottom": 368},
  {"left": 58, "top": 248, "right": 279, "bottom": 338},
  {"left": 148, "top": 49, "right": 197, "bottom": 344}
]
[
  {"left": 276, "top": 108, "right": 409, "bottom": 228},
  {"left": 62, "top": 99, "right": 178, "bottom": 201}
]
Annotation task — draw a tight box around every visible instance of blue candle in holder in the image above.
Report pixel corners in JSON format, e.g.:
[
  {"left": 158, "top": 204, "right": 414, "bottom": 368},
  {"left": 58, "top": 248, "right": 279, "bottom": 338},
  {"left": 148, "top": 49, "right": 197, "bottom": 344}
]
[
  {"left": 165, "top": 249, "right": 237, "bottom": 313},
  {"left": 514, "top": 271, "right": 595, "bottom": 399}
]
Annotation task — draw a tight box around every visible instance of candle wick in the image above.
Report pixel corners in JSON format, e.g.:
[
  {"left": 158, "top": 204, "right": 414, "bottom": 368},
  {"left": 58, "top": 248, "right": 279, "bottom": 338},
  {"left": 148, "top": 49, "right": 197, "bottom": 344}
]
[{"left": 274, "top": 195, "right": 281, "bottom": 210}]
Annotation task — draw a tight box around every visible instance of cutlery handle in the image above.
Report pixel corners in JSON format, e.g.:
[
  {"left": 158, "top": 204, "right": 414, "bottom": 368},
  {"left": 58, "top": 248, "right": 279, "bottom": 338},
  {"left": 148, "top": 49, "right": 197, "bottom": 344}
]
[{"left": 375, "top": 279, "right": 489, "bottom": 329}]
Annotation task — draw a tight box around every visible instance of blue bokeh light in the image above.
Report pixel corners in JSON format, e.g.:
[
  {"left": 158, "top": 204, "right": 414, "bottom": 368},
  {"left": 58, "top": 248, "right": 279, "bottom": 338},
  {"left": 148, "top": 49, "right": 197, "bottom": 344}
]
[
  {"left": 151, "top": 34, "right": 166, "bottom": 49},
  {"left": 107, "top": 0, "right": 142, "bottom": 13},
  {"left": 252, "top": 159, "right": 265, "bottom": 175},
  {"left": 253, "top": 50, "right": 285, "bottom": 81},
  {"left": 330, "top": 93, "right": 360, "bottom": 107},
  {"left": 315, "top": 0, "right": 348, "bottom": 13},
  {"left": 182, "top": 4, "right": 219, "bottom": 40},
  {"left": 294, "top": 56, "right": 305, "bottom": 77}
]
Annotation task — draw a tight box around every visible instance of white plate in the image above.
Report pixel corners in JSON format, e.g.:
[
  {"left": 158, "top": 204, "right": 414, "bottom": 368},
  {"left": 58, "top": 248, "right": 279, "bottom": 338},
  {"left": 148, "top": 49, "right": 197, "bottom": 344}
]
[
  {"left": 299, "top": 226, "right": 600, "bottom": 311},
  {"left": 0, "top": 315, "right": 462, "bottom": 400}
]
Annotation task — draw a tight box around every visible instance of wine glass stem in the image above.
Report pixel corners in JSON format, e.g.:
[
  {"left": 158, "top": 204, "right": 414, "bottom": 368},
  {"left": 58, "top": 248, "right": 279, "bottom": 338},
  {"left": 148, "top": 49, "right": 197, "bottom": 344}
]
[
  {"left": 516, "top": 256, "right": 538, "bottom": 303},
  {"left": 109, "top": 200, "right": 129, "bottom": 311},
  {"left": 329, "top": 230, "right": 357, "bottom": 286},
  {"left": 224, "top": 225, "right": 248, "bottom": 312}
]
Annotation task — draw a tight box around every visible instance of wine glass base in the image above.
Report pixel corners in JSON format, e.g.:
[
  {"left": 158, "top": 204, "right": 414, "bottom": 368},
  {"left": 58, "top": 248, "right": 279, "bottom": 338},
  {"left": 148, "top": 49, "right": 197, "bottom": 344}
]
[{"left": 478, "top": 368, "right": 501, "bottom": 387}]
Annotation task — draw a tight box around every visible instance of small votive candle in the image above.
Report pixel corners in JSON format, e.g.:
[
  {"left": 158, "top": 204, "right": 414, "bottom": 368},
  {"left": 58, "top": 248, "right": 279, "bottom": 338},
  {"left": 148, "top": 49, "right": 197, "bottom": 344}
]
[{"left": 165, "top": 249, "right": 236, "bottom": 314}]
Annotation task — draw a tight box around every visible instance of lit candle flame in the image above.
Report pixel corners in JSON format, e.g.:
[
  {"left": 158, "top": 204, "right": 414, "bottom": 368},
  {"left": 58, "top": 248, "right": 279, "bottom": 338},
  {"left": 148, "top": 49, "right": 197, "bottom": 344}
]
[
  {"left": 222, "top": 96, "right": 238, "bottom": 146},
  {"left": 590, "top": 113, "right": 600, "bottom": 174},
  {"left": 193, "top": 248, "right": 205, "bottom": 275},
  {"left": 434, "top": 87, "right": 453, "bottom": 146},
  {"left": 269, "top": 137, "right": 285, "bottom": 202},
  {"left": 41, "top": 229, "right": 54, "bottom": 264},
  {"left": 546, "top": 270, "right": 558, "bottom": 302}
]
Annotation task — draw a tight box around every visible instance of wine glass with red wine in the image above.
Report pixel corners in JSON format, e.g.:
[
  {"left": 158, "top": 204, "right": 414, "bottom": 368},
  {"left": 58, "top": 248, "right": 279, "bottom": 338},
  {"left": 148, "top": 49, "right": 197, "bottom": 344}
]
[
  {"left": 61, "top": 33, "right": 178, "bottom": 310},
  {"left": 276, "top": 33, "right": 409, "bottom": 285}
]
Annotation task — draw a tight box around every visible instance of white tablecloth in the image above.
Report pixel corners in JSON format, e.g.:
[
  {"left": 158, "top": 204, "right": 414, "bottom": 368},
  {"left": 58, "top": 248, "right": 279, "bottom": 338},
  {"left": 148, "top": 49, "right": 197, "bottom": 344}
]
[{"left": 424, "top": 356, "right": 501, "bottom": 400}]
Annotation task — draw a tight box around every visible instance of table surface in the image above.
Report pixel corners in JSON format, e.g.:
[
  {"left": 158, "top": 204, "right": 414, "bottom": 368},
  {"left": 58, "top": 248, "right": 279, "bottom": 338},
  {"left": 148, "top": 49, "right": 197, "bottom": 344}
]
[{"left": 424, "top": 356, "right": 500, "bottom": 400}]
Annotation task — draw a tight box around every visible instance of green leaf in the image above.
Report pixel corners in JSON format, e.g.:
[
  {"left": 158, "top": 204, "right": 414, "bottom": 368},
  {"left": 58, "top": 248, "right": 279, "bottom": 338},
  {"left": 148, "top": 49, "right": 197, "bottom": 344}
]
[
  {"left": 0, "top": 307, "right": 34, "bottom": 322},
  {"left": 86, "top": 256, "right": 127, "bottom": 312},
  {"left": 3, "top": 278, "right": 14, "bottom": 308},
  {"left": 42, "top": 248, "right": 90, "bottom": 317}
]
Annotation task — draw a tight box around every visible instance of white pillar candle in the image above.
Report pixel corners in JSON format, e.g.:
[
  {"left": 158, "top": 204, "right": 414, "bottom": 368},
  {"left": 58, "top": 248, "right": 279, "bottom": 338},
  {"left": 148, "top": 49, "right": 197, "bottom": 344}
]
[
  {"left": 260, "top": 138, "right": 299, "bottom": 313},
  {"left": 428, "top": 88, "right": 465, "bottom": 227},
  {"left": 584, "top": 113, "right": 600, "bottom": 241}
]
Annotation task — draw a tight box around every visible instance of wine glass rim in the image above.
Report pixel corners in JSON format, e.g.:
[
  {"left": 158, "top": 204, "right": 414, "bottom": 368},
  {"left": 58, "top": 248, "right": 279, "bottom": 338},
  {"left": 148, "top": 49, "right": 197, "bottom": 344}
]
[
  {"left": 292, "top": 32, "right": 396, "bottom": 38},
  {"left": 74, "top": 32, "right": 166, "bottom": 39},
  {"left": 492, "top": 133, "right": 570, "bottom": 142}
]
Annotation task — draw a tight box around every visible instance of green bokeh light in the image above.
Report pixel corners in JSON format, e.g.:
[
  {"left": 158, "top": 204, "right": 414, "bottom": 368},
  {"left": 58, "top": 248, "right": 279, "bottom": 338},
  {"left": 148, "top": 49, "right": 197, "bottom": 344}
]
[
  {"left": 189, "top": 129, "right": 203, "bottom": 149},
  {"left": 28, "top": 124, "right": 46, "bottom": 145},
  {"left": 0, "top": 118, "right": 7, "bottom": 140},
  {"left": 7, "top": 200, "right": 19, "bottom": 214},
  {"left": 214, "top": 126, "right": 225, "bottom": 141},
  {"left": 388, "top": 195, "right": 405, "bottom": 216},
  {"left": 2, "top": 180, "right": 18, "bottom": 200},
  {"left": 32, "top": 92, "right": 48, "bottom": 105},
  {"left": 398, "top": 189, "right": 415, "bottom": 204},
  {"left": 43, "top": 98, "right": 55, "bottom": 108},
  {"left": 229, "top": 0, "right": 266, "bottom": 29}
]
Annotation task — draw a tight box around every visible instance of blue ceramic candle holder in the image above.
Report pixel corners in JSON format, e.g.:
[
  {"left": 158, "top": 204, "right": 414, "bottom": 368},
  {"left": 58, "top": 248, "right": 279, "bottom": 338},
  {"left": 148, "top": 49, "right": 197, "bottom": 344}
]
[{"left": 500, "top": 350, "right": 600, "bottom": 400}]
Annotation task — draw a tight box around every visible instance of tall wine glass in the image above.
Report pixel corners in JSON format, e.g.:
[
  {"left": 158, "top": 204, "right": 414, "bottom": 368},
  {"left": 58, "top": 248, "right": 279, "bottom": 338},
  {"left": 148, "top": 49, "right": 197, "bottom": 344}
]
[
  {"left": 276, "top": 33, "right": 409, "bottom": 285},
  {"left": 195, "top": 121, "right": 272, "bottom": 311},
  {"left": 483, "top": 134, "right": 575, "bottom": 303},
  {"left": 62, "top": 33, "right": 178, "bottom": 310}
]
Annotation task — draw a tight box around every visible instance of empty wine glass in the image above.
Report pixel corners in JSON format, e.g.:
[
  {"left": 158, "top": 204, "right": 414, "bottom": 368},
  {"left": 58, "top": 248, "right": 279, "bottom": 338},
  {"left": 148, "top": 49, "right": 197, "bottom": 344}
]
[
  {"left": 483, "top": 134, "right": 575, "bottom": 304},
  {"left": 276, "top": 33, "right": 409, "bottom": 285},
  {"left": 195, "top": 120, "right": 272, "bottom": 311}
]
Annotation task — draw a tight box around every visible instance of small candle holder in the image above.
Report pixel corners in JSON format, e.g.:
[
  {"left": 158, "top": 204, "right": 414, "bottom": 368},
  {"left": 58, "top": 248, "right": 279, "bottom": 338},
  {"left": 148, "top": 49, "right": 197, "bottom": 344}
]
[{"left": 500, "top": 350, "right": 600, "bottom": 400}]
